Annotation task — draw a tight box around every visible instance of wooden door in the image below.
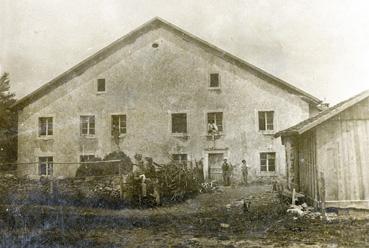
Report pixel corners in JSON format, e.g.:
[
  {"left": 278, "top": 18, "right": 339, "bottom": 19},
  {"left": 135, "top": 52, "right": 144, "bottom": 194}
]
[{"left": 208, "top": 153, "right": 224, "bottom": 181}]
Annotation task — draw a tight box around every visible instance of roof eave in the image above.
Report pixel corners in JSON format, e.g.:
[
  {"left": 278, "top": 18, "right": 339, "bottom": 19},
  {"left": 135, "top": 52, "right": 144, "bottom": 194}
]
[{"left": 274, "top": 130, "right": 299, "bottom": 138}]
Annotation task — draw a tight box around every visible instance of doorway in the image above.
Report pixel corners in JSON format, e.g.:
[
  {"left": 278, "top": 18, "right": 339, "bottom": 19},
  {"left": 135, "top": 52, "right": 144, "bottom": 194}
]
[{"left": 208, "top": 153, "right": 224, "bottom": 181}]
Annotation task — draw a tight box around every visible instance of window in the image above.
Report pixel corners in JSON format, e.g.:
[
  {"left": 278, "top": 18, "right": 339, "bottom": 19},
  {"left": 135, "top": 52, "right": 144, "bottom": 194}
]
[
  {"left": 258, "top": 111, "right": 274, "bottom": 131},
  {"left": 39, "top": 156, "right": 53, "bottom": 176},
  {"left": 171, "top": 113, "right": 187, "bottom": 133},
  {"left": 80, "top": 116, "right": 95, "bottom": 135},
  {"left": 172, "top": 154, "right": 187, "bottom": 163},
  {"left": 39, "top": 117, "right": 53, "bottom": 136},
  {"left": 209, "top": 73, "right": 220, "bottom": 88},
  {"left": 207, "top": 112, "right": 223, "bottom": 132},
  {"left": 97, "top": 78, "right": 106, "bottom": 92},
  {"left": 80, "top": 155, "right": 95, "bottom": 162},
  {"left": 260, "top": 152, "right": 276, "bottom": 172},
  {"left": 112, "top": 115, "right": 127, "bottom": 136}
]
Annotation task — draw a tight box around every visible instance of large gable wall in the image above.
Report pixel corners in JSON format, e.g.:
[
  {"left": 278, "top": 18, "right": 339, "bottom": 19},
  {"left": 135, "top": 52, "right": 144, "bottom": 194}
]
[{"left": 17, "top": 26, "right": 311, "bottom": 177}]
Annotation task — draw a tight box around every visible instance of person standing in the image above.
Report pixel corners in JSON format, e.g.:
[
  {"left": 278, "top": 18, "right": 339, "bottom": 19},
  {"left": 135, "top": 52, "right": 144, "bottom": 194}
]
[
  {"left": 241, "top": 159, "right": 250, "bottom": 185},
  {"left": 222, "top": 157, "right": 231, "bottom": 186},
  {"left": 194, "top": 158, "right": 205, "bottom": 184},
  {"left": 133, "top": 153, "right": 146, "bottom": 199},
  {"left": 144, "top": 157, "right": 156, "bottom": 179}
]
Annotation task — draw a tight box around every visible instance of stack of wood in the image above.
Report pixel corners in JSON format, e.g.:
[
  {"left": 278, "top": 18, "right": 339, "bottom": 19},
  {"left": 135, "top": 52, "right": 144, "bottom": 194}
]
[{"left": 156, "top": 163, "right": 200, "bottom": 202}]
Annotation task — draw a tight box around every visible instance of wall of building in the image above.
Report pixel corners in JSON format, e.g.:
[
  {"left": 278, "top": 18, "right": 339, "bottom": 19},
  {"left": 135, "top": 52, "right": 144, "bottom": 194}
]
[
  {"left": 297, "top": 130, "right": 320, "bottom": 206},
  {"left": 316, "top": 97, "right": 369, "bottom": 209},
  {"left": 17, "top": 25, "right": 312, "bottom": 179}
]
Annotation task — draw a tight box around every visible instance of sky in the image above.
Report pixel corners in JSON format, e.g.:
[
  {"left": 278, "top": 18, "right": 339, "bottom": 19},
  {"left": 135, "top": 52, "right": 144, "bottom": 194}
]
[{"left": 1, "top": 0, "right": 369, "bottom": 105}]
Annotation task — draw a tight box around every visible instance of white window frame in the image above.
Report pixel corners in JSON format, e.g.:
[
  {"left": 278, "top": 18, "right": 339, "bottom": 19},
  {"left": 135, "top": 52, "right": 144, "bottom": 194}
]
[
  {"left": 111, "top": 114, "right": 127, "bottom": 137},
  {"left": 80, "top": 115, "right": 96, "bottom": 137},
  {"left": 38, "top": 116, "right": 54, "bottom": 138},
  {"left": 259, "top": 152, "right": 277, "bottom": 174},
  {"left": 205, "top": 111, "right": 224, "bottom": 135},
  {"left": 169, "top": 110, "right": 189, "bottom": 137},
  {"left": 38, "top": 156, "right": 53, "bottom": 176},
  {"left": 256, "top": 109, "right": 276, "bottom": 135}
]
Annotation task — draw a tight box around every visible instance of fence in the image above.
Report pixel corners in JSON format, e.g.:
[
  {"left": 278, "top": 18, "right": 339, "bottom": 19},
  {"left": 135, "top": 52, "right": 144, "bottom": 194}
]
[
  {"left": 0, "top": 160, "right": 132, "bottom": 208},
  {"left": 0, "top": 158, "right": 202, "bottom": 208}
]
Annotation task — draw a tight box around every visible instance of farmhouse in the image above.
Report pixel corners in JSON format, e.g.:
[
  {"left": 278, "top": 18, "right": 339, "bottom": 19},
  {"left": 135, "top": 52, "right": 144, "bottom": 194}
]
[
  {"left": 12, "top": 17, "right": 322, "bottom": 179},
  {"left": 276, "top": 90, "right": 369, "bottom": 209}
]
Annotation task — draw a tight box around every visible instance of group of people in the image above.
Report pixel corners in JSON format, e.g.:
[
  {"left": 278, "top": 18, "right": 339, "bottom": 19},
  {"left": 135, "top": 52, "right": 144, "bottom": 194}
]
[
  {"left": 130, "top": 152, "right": 250, "bottom": 203},
  {"left": 131, "top": 153, "right": 160, "bottom": 204},
  {"left": 222, "top": 158, "right": 250, "bottom": 186},
  {"left": 208, "top": 121, "right": 250, "bottom": 186},
  {"left": 130, "top": 154, "right": 206, "bottom": 204}
]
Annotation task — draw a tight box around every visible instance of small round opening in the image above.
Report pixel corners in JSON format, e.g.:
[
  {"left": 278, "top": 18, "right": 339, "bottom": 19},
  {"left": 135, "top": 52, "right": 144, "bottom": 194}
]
[{"left": 152, "top": 43, "right": 159, "bottom": 48}]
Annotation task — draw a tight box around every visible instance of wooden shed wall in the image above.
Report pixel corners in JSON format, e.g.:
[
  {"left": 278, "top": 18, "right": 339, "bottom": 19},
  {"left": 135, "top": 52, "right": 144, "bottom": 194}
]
[
  {"left": 316, "top": 97, "right": 369, "bottom": 209},
  {"left": 298, "top": 130, "right": 319, "bottom": 205}
]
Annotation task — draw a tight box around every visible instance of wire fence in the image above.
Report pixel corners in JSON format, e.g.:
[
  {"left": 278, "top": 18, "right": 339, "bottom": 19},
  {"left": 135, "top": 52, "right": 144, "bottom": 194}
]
[
  {"left": 0, "top": 159, "right": 129, "bottom": 180},
  {"left": 0, "top": 159, "right": 196, "bottom": 181}
]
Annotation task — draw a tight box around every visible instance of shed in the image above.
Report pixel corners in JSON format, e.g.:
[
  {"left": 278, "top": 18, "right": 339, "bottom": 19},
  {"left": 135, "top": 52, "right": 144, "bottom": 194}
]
[{"left": 276, "top": 90, "right": 369, "bottom": 209}]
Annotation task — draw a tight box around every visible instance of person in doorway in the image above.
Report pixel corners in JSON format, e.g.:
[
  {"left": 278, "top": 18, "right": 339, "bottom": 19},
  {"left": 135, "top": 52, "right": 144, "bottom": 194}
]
[
  {"left": 241, "top": 159, "right": 250, "bottom": 186},
  {"left": 222, "top": 157, "right": 232, "bottom": 186}
]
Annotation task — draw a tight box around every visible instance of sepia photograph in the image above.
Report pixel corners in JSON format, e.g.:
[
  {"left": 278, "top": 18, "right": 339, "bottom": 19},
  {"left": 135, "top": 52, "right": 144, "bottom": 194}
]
[{"left": 1, "top": 0, "right": 369, "bottom": 247}]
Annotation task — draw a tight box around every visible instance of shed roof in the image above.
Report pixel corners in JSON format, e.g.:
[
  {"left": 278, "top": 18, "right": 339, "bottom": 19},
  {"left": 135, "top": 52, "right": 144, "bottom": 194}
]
[
  {"left": 11, "top": 17, "right": 321, "bottom": 110},
  {"left": 275, "top": 89, "right": 369, "bottom": 137}
]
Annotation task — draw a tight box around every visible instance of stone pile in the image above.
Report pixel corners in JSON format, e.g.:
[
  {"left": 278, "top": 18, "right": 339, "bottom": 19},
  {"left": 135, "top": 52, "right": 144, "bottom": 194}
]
[{"left": 287, "top": 203, "right": 323, "bottom": 220}]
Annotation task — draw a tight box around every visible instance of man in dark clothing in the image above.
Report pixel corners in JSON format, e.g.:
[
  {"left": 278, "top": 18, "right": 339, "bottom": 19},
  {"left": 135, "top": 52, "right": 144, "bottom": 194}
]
[
  {"left": 222, "top": 157, "right": 232, "bottom": 186},
  {"left": 144, "top": 157, "right": 156, "bottom": 179},
  {"left": 144, "top": 156, "right": 160, "bottom": 205},
  {"left": 194, "top": 158, "right": 205, "bottom": 184}
]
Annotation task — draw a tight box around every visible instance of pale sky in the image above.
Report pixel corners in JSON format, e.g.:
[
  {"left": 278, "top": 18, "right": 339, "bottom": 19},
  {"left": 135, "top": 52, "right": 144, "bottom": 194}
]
[{"left": 1, "top": 0, "right": 369, "bottom": 104}]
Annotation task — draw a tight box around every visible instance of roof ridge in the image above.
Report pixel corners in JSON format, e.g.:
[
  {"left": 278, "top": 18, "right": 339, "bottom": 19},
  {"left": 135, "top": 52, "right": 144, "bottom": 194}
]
[{"left": 11, "top": 17, "right": 322, "bottom": 109}]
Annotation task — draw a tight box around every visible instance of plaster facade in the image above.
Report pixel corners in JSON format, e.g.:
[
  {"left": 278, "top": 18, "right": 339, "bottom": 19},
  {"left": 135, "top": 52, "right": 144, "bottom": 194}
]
[{"left": 16, "top": 21, "right": 318, "bottom": 180}]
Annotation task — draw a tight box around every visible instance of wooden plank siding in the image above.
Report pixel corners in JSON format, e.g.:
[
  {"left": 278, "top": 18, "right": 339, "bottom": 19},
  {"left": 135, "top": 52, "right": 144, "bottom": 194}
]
[
  {"left": 298, "top": 130, "right": 319, "bottom": 206},
  {"left": 315, "top": 97, "right": 369, "bottom": 209}
]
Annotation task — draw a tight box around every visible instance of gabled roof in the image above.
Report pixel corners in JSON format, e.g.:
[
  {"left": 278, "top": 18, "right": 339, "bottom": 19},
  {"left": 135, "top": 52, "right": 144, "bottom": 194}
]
[
  {"left": 11, "top": 17, "right": 321, "bottom": 110},
  {"left": 275, "top": 89, "right": 369, "bottom": 137}
]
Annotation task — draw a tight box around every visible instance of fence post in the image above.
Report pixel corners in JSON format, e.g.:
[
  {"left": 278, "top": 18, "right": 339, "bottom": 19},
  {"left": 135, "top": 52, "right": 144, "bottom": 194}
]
[
  {"left": 292, "top": 188, "right": 296, "bottom": 205},
  {"left": 49, "top": 177, "right": 54, "bottom": 195},
  {"left": 320, "top": 172, "right": 326, "bottom": 217},
  {"left": 118, "top": 162, "right": 123, "bottom": 200}
]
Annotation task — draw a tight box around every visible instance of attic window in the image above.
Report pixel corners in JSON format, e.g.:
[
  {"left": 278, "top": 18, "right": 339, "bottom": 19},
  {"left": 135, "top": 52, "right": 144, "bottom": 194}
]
[
  {"left": 209, "top": 73, "right": 220, "bottom": 88},
  {"left": 97, "top": 79, "right": 106, "bottom": 92},
  {"left": 152, "top": 43, "right": 159, "bottom": 48}
]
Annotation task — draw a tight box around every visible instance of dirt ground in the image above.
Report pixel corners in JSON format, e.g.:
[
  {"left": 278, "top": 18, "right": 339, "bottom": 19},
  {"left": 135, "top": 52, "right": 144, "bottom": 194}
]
[{"left": 1, "top": 185, "right": 369, "bottom": 247}]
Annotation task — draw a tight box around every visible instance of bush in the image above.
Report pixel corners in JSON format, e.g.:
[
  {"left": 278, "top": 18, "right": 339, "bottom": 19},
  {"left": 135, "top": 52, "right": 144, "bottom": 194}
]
[{"left": 75, "top": 151, "right": 132, "bottom": 177}]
